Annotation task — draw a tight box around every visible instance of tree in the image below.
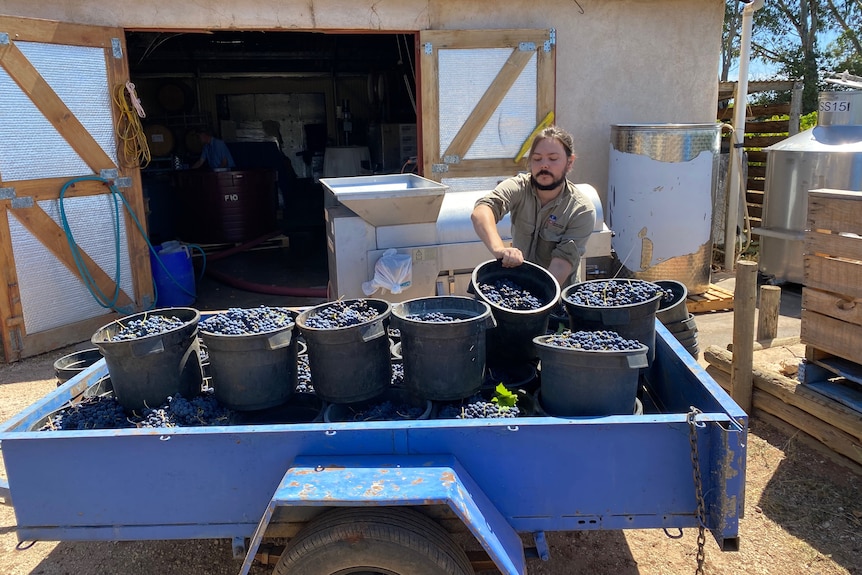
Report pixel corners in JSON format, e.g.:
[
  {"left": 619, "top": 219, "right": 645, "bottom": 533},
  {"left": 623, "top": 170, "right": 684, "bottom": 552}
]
[
  {"left": 751, "top": 0, "right": 825, "bottom": 113},
  {"left": 721, "top": 0, "right": 862, "bottom": 111},
  {"left": 823, "top": 0, "right": 862, "bottom": 76},
  {"left": 720, "top": 1, "right": 745, "bottom": 82}
]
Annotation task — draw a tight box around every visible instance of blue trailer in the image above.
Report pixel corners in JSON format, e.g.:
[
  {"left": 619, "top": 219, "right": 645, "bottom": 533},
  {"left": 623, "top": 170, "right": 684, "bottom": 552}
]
[{"left": 0, "top": 322, "right": 746, "bottom": 575}]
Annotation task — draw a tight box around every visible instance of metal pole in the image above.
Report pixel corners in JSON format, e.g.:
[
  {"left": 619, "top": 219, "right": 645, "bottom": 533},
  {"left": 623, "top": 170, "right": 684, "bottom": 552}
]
[{"left": 724, "top": 0, "right": 764, "bottom": 271}]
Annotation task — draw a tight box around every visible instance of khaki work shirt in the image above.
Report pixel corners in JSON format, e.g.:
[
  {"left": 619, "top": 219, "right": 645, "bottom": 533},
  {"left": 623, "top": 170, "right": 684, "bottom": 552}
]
[{"left": 475, "top": 173, "right": 596, "bottom": 285}]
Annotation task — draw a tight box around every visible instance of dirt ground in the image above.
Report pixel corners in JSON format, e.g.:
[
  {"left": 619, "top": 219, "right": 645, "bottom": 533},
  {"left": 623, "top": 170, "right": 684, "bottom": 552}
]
[{"left": 0, "top": 343, "right": 859, "bottom": 575}]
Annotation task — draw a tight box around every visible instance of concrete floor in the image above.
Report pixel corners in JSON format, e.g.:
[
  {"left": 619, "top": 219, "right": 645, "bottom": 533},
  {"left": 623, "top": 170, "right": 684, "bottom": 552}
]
[{"left": 693, "top": 270, "right": 803, "bottom": 366}]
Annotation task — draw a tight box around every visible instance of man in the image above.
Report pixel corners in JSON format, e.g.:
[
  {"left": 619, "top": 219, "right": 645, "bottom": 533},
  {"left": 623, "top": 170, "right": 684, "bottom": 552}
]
[
  {"left": 471, "top": 125, "right": 596, "bottom": 287},
  {"left": 191, "top": 128, "right": 235, "bottom": 170}
]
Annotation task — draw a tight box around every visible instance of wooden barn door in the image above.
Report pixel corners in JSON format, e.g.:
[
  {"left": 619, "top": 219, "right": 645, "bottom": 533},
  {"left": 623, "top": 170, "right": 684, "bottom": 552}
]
[
  {"left": 418, "top": 28, "right": 556, "bottom": 191},
  {"left": 0, "top": 16, "right": 152, "bottom": 361}
]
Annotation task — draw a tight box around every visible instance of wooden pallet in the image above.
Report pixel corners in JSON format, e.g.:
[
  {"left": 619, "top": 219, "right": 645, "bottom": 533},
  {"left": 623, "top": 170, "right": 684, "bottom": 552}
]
[{"left": 687, "top": 284, "right": 734, "bottom": 313}]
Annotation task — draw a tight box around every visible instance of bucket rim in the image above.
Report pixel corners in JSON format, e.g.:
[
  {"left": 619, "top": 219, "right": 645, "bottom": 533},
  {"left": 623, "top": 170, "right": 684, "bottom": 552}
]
[
  {"left": 654, "top": 279, "right": 688, "bottom": 310},
  {"left": 53, "top": 347, "right": 103, "bottom": 368},
  {"left": 91, "top": 307, "right": 200, "bottom": 345},
  {"left": 323, "top": 388, "right": 433, "bottom": 423},
  {"left": 296, "top": 298, "right": 391, "bottom": 332},
  {"left": 532, "top": 333, "right": 649, "bottom": 355},
  {"left": 561, "top": 278, "right": 663, "bottom": 310},
  {"left": 391, "top": 295, "right": 493, "bottom": 323},
  {"left": 471, "top": 259, "right": 561, "bottom": 315}
]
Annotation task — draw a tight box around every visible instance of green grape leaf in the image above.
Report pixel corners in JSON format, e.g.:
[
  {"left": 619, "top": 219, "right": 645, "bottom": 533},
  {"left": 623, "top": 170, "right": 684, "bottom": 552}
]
[{"left": 491, "top": 383, "right": 518, "bottom": 408}]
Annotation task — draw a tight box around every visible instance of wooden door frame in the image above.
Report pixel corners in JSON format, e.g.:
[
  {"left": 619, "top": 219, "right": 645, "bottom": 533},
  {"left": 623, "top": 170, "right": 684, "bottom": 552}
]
[
  {"left": 0, "top": 15, "right": 152, "bottom": 361},
  {"left": 418, "top": 29, "right": 556, "bottom": 182}
]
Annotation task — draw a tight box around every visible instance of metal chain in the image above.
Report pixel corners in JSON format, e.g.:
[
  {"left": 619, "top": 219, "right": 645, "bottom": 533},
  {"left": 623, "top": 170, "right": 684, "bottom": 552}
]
[{"left": 687, "top": 406, "right": 707, "bottom": 575}]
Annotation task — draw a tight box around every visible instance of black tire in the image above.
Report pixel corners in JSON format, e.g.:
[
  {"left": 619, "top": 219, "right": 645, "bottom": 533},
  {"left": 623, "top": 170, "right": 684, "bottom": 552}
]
[{"left": 273, "top": 507, "right": 474, "bottom": 575}]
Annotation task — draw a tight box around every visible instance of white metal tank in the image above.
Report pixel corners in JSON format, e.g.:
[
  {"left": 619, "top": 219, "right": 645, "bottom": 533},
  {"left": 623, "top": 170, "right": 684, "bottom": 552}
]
[
  {"left": 608, "top": 123, "right": 721, "bottom": 295},
  {"left": 758, "top": 89, "right": 862, "bottom": 284}
]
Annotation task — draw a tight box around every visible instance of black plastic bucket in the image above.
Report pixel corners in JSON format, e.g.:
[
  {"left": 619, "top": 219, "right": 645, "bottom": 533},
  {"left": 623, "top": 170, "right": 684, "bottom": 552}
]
[
  {"left": 390, "top": 296, "right": 495, "bottom": 401},
  {"left": 323, "top": 387, "right": 432, "bottom": 422},
  {"left": 471, "top": 259, "right": 560, "bottom": 368},
  {"left": 655, "top": 280, "right": 689, "bottom": 325},
  {"left": 200, "top": 315, "right": 297, "bottom": 411},
  {"left": 229, "top": 393, "right": 324, "bottom": 425},
  {"left": 561, "top": 279, "right": 663, "bottom": 364},
  {"left": 54, "top": 348, "right": 103, "bottom": 385},
  {"left": 533, "top": 334, "right": 649, "bottom": 416},
  {"left": 666, "top": 313, "right": 698, "bottom": 335},
  {"left": 534, "top": 390, "right": 644, "bottom": 417},
  {"left": 296, "top": 299, "right": 392, "bottom": 404},
  {"left": 91, "top": 308, "right": 203, "bottom": 411}
]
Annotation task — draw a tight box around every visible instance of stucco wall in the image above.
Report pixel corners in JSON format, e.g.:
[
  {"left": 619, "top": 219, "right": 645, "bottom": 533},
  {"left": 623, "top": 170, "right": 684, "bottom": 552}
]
[{"left": 0, "top": 0, "right": 725, "bottom": 201}]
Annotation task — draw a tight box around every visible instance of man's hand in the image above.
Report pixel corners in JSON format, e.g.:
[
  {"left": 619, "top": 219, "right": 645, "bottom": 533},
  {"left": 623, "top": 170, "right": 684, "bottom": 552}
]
[{"left": 496, "top": 247, "right": 524, "bottom": 268}]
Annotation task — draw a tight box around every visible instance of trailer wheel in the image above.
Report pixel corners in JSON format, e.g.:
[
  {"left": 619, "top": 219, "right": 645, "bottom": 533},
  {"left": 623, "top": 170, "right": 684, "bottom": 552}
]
[{"left": 272, "top": 507, "right": 474, "bottom": 575}]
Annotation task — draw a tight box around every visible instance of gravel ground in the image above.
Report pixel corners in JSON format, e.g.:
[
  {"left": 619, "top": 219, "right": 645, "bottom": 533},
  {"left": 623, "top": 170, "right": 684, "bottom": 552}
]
[{"left": 0, "top": 342, "right": 859, "bottom": 575}]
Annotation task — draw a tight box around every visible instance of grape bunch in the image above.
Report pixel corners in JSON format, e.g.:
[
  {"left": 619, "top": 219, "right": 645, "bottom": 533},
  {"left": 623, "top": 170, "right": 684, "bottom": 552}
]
[
  {"left": 542, "top": 329, "right": 643, "bottom": 351},
  {"left": 40, "top": 395, "right": 132, "bottom": 430},
  {"left": 391, "top": 362, "right": 404, "bottom": 386},
  {"left": 200, "top": 306, "right": 294, "bottom": 335},
  {"left": 478, "top": 279, "right": 544, "bottom": 310},
  {"left": 110, "top": 315, "right": 185, "bottom": 341},
  {"left": 437, "top": 394, "right": 521, "bottom": 419},
  {"left": 140, "top": 406, "right": 175, "bottom": 428},
  {"left": 346, "top": 400, "right": 425, "bottom": 421},
  {"left": 303, "top": 300, "right": 380, "bottom": 329},
  {"left": 405, "top": 312, "right": 457, "bottom": 322},
  {"left": 565, "top": 279, "right": 662, "bottom": 307},
  {"left": 40, "top": 390, "right": 234, "bottom": 431},
  {"left": 163, "top": 391, "right": 232, "bottom": 426},
  {"left": 295, "top": 354, "right": 314, "bottom": 393}
]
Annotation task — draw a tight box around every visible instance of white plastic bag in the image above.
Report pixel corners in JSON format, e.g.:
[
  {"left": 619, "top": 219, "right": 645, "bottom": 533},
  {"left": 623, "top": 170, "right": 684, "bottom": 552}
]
[{"left": 362, "top": 248, "right": 413, "bottom": 295}]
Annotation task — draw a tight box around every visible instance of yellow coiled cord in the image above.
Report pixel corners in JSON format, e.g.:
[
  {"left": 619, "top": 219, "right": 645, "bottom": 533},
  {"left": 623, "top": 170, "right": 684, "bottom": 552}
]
[{"left": 113, "top": 82, "right": 151, "bottom": 169}]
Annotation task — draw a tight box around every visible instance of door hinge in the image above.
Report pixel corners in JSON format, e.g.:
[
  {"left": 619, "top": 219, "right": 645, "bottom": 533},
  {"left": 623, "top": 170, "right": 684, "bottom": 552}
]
[
  {"left": 545, "top": 29, "right": 556, "bottom": 51},
  {"left": 11, "top": 197, "right": 34, "bottom": 209}
]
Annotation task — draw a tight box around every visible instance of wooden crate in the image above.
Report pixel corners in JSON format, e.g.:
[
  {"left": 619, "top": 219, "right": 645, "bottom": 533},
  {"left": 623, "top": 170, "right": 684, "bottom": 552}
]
[{"left": 802, "top": 190, "right": 862, "bottom": 368}]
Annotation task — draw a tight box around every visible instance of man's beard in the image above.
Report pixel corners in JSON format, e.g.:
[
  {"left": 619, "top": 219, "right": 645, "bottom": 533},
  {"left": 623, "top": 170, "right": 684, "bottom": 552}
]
[{"left": 532, "top": 172, "right": 566, "bottom": 191}]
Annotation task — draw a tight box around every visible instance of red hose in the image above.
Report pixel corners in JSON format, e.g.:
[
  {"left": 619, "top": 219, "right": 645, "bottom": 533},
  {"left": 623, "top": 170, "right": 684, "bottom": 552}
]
[
  {"left": 205, "top": 267, "right": 328, "bottom": 298},
  {"left": 205, "top": 231, "right": 283, "bottom": 262},
  {"left": 202, "top": 231, "right": 329, "bottom": 298}
]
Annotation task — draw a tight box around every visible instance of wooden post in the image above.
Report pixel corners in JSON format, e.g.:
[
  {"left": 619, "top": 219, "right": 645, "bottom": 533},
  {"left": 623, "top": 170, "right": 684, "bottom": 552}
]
[
  {"left": 731, "top": 260, "right": 758, "bottom": 413},
  {"left": 757, "top": 285, "right": 781, "bottom": 341}
]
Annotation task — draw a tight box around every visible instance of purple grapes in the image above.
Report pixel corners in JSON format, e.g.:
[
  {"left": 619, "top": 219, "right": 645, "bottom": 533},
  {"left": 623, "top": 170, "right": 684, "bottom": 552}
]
[
  {"left": 111, "top": 315, "right": 185, "bottom": 341},
  {"left": 565, "top": 279, "right": 663, "bottom": 307},
  {"left": 200, "top": 306, "right": 294, "bottom": 335},
  {"left": 542, "top": 329, "right": 643, "bottom": 351},
  {"left": 304, "top": 300, "right": 380, "bottom": 329},
  {"left": 478, "top": 279, "right": 544, "bottom": 310}
]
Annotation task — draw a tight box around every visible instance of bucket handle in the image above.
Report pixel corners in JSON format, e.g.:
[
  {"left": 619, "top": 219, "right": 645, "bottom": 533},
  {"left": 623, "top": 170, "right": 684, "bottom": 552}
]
[
  {"left": 359, "top": 319, "right": 386, "bottom": 342},
  {"left": 627, "top": 352, "right": 650, "bottom": 370},
  {"left": 484, "top": 313, "right": 498, "bottom": 329},
  {"left": 129, "top": 337, "right": 166, "bottom": 357},
  {"left": 266, "top": 329, "right": 293, "bottom": 351}
]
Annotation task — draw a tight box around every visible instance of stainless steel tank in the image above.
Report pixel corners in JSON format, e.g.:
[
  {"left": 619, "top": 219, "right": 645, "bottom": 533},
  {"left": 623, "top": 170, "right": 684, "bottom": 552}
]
[
  {"left": 758, "top": 90, "right": 862, "bottom": 283},
  {"left": 608, "top": 123, "right": 721, "bottom": 295}
]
